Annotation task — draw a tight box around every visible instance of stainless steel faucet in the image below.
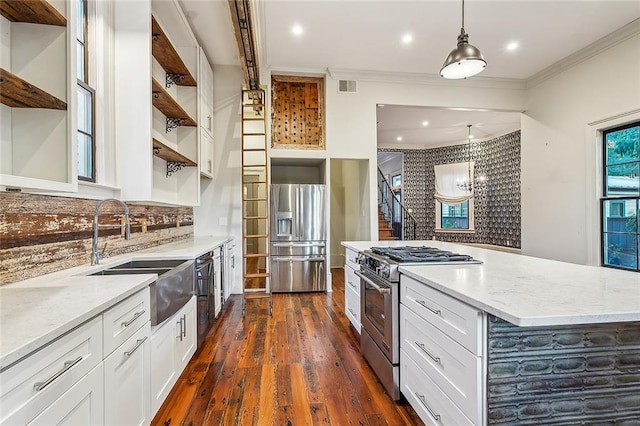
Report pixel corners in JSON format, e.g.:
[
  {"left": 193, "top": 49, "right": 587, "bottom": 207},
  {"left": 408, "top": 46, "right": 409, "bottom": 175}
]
[{"left": 92, "top": 198, "right": 131, "bottom": 265}]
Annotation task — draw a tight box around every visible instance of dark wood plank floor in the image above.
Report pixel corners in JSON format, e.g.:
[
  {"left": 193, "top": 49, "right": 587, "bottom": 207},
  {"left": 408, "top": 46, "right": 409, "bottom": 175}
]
[{"left": 151, "top": 267, "right": 423, "bottom": 426}]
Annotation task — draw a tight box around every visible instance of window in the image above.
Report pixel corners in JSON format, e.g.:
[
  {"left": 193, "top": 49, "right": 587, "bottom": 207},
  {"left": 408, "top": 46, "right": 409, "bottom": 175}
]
[
  {"left": 434, "top": 162, "right": 475, "bottom": 232},
  {"left": 77, "top": 0, "right": 95, "bottom": 182},
  {"left": 602, "top": 121, "right": 639, "bottom": 271}
]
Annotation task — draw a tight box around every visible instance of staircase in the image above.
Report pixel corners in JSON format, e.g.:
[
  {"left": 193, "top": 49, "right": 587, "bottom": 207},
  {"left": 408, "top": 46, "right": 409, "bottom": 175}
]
[{"left": 378, "top": 206, "right": 397, "bottom": 241}]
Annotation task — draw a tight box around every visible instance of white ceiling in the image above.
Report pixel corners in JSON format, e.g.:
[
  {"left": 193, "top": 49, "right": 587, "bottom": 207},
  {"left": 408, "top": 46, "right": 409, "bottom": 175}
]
[{"left": 182, "top": 0, "right": 640, "bottom": 147}]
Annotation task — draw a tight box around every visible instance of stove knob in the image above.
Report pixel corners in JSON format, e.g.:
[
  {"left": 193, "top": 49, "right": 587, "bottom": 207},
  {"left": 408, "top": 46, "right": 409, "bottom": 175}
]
[
  {"left": 381, "top": 265, "right": 390, "bottom": 278},
  {"left": 356, "top": 253, "right": 365, "bottom": 265}
]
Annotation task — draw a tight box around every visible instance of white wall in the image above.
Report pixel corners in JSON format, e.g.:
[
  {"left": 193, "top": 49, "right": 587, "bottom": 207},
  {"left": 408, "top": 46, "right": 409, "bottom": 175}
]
[
  {"left": 522, "top": 33, "right": 640, "bottom": 265},
  {"left": 194, "top": 64, "right": 244, "bottom": 294}
]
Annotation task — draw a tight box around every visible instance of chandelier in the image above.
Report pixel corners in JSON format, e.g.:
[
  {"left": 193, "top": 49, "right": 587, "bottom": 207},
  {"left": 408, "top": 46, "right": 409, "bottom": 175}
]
[{"left": 457, "top": 125, "right": 473, "bottom": 192}]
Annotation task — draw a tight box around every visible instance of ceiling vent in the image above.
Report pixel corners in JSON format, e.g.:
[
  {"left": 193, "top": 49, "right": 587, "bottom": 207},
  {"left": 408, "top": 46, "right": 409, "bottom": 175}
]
[{"left": 338, "top": 79, "right": 357, "bottom": 93}]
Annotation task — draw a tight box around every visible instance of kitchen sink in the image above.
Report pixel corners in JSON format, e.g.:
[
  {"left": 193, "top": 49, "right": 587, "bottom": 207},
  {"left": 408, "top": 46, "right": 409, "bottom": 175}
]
[{"left": 86, "top": 259, "right": 195, "bottom": 325}]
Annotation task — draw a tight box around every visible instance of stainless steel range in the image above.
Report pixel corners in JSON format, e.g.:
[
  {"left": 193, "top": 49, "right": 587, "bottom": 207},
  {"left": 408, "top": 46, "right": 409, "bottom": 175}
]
[{"left": 356, "top": 246, "right": 481, "bottom": 400}]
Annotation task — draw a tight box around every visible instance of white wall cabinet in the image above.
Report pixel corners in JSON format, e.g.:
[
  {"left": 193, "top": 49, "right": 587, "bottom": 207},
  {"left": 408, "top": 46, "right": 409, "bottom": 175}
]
[
  {"left": 150, "top": 295, "right": 197, "bottom": 416},
  {"left": 0, "top": 0, "right": 77, "bottom": 192},
  {"left": 114, "top": 0, "right": 200, "bottom": 206},
  {"left": 344, "top": 248, "right": 361, "bottom": 333},
  {"left": 198, "top": 47, "right": 214, "bottom": 179}
]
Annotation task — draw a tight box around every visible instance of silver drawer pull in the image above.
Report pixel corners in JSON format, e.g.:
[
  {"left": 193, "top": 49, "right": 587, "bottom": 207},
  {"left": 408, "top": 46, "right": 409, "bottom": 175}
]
[
  {"left": 124, "top": 336, "right": 148, "bottom": 357},
  {"left": 348, "top": 280, "right": 357, "bottom": 289},
  {"left": 33, "top": 356, "right": 83, "bottom": 391},
  {"left": 121, "top": 310, "right": 145, "bottom": 327},
  {"left": 415, "top": 342, "right": 441, "bottom": 364},
  {"left": 177, "top": 317, "right": 184, "bottom": 341},
  {"left": 416, "top": 300, "right": 441, "bottom": 316},
  {"left": 415, "top": 392, "right": 441, "bottom": 422},
  {"left": 348, "top": 307, "right": 356, "bottom": 315}
]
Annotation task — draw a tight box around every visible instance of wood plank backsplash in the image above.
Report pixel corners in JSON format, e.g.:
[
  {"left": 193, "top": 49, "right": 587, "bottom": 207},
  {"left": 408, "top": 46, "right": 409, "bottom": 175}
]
[{"left": 0, "top": 193, "right": 194, "bottom": 285}]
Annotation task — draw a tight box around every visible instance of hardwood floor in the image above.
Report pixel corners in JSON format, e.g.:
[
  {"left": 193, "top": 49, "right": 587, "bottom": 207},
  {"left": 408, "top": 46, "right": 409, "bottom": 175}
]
[{"left": 151, "top": 268, "right": 423, "bottom": 426}]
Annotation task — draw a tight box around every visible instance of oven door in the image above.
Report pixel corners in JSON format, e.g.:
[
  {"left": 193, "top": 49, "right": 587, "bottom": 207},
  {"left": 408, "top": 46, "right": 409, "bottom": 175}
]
[{"left": 356, "top": 270, "right": 399, "bottom": 364}]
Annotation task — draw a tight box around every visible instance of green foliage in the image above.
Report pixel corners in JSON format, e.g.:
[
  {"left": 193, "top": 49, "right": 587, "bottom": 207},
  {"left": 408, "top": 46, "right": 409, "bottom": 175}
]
[{"left": 606, "top": 125, "right": 639, "bottom": 176}]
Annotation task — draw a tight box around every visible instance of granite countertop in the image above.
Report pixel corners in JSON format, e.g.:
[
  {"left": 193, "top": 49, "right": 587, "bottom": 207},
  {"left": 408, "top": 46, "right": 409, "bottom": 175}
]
[
  {"left": 341, "top": 240, "right": 640, "bottom": 327},
  {"left": 0, "top": 235, "right": 230, "bottom": 370}
]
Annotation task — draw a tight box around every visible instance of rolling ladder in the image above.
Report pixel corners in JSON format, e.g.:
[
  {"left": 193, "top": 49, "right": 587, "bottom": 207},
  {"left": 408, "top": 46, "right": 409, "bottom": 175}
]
[{"left": 241, "top": 88, "right": 272, "bottom": 316}]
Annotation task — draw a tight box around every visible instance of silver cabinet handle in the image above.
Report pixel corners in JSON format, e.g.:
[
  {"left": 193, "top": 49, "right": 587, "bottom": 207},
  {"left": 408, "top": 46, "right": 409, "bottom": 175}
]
[
  {"left": 416, "top": 300, "right": 441, "bottom": 316},
  {"left": 348, "top": 307, "right": 356, "bottom": 316},
  {"left": 181, "top": 315, "right": 186, "bottom": 339},
  {"left": 355, "top": 270, "right": 391, "bottom": 295},
  {"left": 33, "top": 356, "right": 83, "bottom": 391},
  {"left": 177, "top": 317, "right": 184, "bottom": 341},
  {"left": 347, "top": 280, "right": 357, "bottom": 290},
  {"left": 415, "top": 341, "right": 441, "bottom": 364},
  {"left": 122, "top": 310, "right": 145, "bottom": 327},
  {"left": 124, "top": 336, "right": 148, "bottom": 357},
  {"left": 414, "top": 392, "right": 441, "bottom": 422}
]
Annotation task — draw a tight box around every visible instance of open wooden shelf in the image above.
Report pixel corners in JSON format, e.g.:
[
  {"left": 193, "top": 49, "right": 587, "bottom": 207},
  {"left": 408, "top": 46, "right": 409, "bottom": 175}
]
[
  {"left": 0, "top": 0, "right": 66, "bottom": 26},
  {"left": 151, "top": 16, "right": 196, "bottom": 87},
  {"left": 151, "top": 79, "right": 197, "bottom": 126},
  {"left": 153, "top": 138, "right": 196, "bottom": 166},
  {"left": 0, "top": 68, "right": 67, "bottom": 110}
]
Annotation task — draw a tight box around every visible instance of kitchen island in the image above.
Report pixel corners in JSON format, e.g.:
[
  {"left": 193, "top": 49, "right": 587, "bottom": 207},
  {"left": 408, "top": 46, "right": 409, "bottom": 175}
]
[{"left": 342, "top": 240, "right": 640, "bottom": 425}]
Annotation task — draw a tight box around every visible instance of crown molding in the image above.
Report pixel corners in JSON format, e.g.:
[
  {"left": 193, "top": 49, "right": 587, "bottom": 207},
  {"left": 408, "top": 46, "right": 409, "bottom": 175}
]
[
  {"left": 526, "top": 18, "right": 640, "bottom": 89},
  {"left": 326, "top": 67, "right": 526, "bottom": 90}
]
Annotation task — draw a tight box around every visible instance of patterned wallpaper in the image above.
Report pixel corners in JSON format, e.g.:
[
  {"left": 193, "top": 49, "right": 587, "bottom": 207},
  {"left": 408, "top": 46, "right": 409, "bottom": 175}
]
[{"left": 380, "top": 130, "right": 521, "bottom": 248}]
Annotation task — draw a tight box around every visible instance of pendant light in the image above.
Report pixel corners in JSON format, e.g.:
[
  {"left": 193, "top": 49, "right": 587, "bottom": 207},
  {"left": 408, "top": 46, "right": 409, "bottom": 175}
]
[{"left": 440, "top": 0, "right": 487, "bottom": 79}]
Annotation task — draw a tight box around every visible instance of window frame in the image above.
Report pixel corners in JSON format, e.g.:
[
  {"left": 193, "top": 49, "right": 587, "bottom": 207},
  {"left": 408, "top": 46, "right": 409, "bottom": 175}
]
[
  {"left": 77, "top": 0, "right": 96, "bottom": 183},
  {"left": 600, "top": 121, "right": 639, "bottom": 272},
  {"left": 435, "top": 199, "right": 475, "bottom": 233}
]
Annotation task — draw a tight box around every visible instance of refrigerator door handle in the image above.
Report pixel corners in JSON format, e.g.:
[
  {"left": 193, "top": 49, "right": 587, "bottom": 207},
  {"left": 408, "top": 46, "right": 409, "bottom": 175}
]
[
  {"left": 272, "top": 242, "right": 325, "bottom": 247},
  {"left": 273, "top": 256, "right": 325, "bottom": 262}
]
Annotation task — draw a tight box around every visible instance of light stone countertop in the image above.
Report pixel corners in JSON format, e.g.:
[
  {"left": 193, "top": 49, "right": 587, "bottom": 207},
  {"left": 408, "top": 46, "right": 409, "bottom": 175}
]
[
  {"left": 0, "top": 235, "right": 230, "bottom": 370},
  {"left": 341, "top": 240, "right": 640, "bottom": 327}
]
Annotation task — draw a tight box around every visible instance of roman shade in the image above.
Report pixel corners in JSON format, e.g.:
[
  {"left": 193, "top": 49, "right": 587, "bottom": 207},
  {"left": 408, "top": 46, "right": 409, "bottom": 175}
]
[{"left": 434, "top": 162, "right": 474, "bottom": 204}]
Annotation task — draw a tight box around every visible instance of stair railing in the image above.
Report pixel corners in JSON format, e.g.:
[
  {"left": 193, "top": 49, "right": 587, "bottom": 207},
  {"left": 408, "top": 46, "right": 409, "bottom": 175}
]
[{"left": 377, "top": 168, "right": 417, "bottom": 240}]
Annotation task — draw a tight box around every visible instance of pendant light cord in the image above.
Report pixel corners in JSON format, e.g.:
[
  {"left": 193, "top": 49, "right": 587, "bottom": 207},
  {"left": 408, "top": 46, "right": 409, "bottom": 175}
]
[{"left": 461, "top": 0, "right": 465, "bottom": 30}]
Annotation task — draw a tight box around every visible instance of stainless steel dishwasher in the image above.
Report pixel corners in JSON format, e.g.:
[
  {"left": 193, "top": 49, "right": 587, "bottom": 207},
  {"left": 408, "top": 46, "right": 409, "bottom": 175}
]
[{"left": 195, "top": 252, "right": 215, "bottom": 347}]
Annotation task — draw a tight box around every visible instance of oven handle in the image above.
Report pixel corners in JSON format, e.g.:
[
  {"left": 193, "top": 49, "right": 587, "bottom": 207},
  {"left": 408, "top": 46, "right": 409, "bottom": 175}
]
[{"left": 355, "top": 270, "right": 391, "bottom": 295}]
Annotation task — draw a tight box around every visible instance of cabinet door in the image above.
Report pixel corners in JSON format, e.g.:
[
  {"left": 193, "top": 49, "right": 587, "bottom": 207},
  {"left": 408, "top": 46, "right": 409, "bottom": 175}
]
[
  {"left": 150, "top": 319, "right": 177, "bottom": 416},
  {"left": 104, "top": 322, "right": 151, "bottom": 426},
  {"left": 175, "top": 297, "right": 197, "bottom": 372},
  {"left": 199, "top": 127, "right": 214, "bottom": 179},
  {"left": 27, "top": 364, "right": 104, "bottom": 426},
  {"left": 213, "top": 253, "right": 222, "bottom": 317}
]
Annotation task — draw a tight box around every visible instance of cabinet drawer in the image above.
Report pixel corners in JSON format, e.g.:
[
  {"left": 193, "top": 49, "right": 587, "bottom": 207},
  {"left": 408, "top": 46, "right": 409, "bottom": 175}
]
[
  {"left": 103, "top": 288, "right": 150, "bottom": 357},
  {"left": 0, "top": 316, "right": 103, "bottom": 425},
  {"left": 401, "top": 275, "right": 483, "bottom": 355},
  {"left": 344, "top": 264, "right": 360, "bottom": 296},
  {"left": 401, "top": 349, "right": 474, "bottom": 426},
  {"left": 345, "top": 284, "right": 361, "bottom": 333},
  {"left": 345, "top": 248, "right": 360, "bottom": 271},
  {"left": 401, "top": 305, "right": 482, "bottom": 423}
]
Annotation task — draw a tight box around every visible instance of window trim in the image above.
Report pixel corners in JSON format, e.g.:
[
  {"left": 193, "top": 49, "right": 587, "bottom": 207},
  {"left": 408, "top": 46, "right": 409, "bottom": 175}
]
[
  {"left": 600, "top": 120, "right": 639, "bottom": 272},
  {"left": 435, "top": 199, "right": 475, "bottom": 233}
]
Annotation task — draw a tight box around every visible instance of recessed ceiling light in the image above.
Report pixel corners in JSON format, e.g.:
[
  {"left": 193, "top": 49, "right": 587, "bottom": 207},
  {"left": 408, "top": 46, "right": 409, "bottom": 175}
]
[
  {"left": 396, "top": 136, "right": 403, "bottom": 141},
  {"left": 377, "top": 104, "right": 385, "bottom": 108},
  {"left": 402, "top": 34, "right": 413, "bottom": 44},
  {"left": 422, "top": 121, "right": 429, "bottom": 127},
  {"left": 468, "top": 134, "right": 474, "bottom": 139},
  {"left": 292, "top": 24, "right": 303, "bottom": 36},
  {"left": 506, "top": 41, "right": 519, "bottom": 51}
]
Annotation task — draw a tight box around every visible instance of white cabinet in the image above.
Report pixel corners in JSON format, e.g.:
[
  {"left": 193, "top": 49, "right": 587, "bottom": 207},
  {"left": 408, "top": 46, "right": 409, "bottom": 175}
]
[
  {"left": 28, "top": 364, "right": 104, "bottom": 426},
  {"left": 0, "top": 316, "right": 103, "bottom": 425},
  {"left": 400, "top": 275, "right": 485, "bottom": 425},
  {"left": 150, "top": 296, "right": 197, "bottom": 415},
  {"left": 0, "top": 0, "right": 77, "bottom": 192},
  {"left": 344, "top": 248, "right": 361, "bottom": 333},
  {"left": 104, "top": 322, "right": 151, "bottom": 426},
  {"left": 198, "top": 47, "right": 214, "bottom": 179},
  {"left": 114, "top": 0, "right": 200, "bottom": 205},
  {"left": 223, "top": 239, "right": 236, "bottom": 302},
  {"left": 213, "top": 248, "right": 222, "bottom": 318}
]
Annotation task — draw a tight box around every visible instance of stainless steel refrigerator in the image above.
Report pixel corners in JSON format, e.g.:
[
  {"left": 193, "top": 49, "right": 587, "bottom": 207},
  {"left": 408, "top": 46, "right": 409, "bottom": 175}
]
[{"left": 270, "top": 184, "right": 326, "bottom": 292}]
